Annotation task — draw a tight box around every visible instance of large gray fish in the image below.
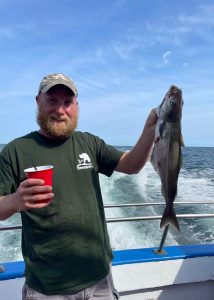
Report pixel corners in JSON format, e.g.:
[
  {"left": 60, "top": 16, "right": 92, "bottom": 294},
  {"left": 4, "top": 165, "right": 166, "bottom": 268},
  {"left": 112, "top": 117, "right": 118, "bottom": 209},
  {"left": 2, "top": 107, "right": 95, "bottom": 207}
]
[{"left": 151, "top": 85, "right": 184, "bottom": 231}]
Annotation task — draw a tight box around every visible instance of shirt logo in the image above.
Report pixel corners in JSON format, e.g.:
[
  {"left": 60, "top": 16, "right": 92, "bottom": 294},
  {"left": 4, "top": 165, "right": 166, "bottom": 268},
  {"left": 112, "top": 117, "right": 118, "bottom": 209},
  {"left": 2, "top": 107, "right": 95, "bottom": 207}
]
[{"left": 77, "top": 153, "right": 93, "bottom": 170}]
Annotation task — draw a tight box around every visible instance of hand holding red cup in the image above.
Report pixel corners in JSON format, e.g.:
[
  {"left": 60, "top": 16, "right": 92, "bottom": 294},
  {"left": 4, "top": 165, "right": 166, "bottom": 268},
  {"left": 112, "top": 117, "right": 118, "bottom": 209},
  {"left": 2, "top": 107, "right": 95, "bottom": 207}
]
[{"left": 24, "top": 165, "right": 54, "bottom": 204}]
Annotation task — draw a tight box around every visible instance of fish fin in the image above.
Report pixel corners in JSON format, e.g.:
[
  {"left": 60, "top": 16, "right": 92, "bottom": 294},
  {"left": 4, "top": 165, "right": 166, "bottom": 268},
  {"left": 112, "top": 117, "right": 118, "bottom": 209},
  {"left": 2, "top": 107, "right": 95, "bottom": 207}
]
[
  {"left": 180, "top": 134, "right": 185, "bottom": 147},
  {"left": 160, "top": 207, "right": 180, "bottom": 231}
]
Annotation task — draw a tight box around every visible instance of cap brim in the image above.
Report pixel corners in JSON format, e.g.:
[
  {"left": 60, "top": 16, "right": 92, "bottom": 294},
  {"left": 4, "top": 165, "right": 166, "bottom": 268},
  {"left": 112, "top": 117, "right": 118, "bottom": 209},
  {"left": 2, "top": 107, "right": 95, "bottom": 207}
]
[{"left": 40, "top": 81, "right": 77, "bottom": 96}]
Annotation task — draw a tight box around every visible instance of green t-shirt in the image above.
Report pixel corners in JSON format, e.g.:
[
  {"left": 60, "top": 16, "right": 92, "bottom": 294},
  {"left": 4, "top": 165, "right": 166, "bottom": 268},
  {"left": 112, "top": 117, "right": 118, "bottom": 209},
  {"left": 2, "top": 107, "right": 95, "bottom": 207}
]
[{"left": 0, "top": 131, "right": 123, "bottom": 295}]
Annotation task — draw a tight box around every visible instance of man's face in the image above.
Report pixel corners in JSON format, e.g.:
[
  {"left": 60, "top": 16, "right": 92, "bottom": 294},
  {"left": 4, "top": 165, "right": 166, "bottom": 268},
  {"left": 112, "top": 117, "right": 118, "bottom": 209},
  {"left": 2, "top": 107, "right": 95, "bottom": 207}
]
[{"left": 36, "top": 85, "right": 79, "bottom": 139}]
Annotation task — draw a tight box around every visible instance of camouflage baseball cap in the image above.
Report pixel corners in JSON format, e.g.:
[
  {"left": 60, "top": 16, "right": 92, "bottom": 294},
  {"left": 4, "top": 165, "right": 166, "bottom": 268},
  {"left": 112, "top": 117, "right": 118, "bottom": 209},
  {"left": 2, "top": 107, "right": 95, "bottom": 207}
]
[{"left": 38, "top": 73, "right": 78, "bottom": 96}]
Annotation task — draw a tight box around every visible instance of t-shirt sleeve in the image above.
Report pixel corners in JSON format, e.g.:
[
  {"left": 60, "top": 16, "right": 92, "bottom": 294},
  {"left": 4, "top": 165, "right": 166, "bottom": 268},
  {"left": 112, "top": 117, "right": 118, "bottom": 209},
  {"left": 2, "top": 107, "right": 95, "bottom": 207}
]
[
  {"left": 93, "top": 136, "right": 124, "bottom": 177},
  {"left": 0, "top": 148, "right": 18, "bottom": 196}
]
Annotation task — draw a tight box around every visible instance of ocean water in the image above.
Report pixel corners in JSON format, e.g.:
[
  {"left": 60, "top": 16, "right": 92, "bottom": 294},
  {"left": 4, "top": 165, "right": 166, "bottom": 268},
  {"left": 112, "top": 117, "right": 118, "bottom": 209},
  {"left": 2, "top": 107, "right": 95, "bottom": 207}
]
[{"left": 0, "top": 144, "right": 214, "bottom": 262}]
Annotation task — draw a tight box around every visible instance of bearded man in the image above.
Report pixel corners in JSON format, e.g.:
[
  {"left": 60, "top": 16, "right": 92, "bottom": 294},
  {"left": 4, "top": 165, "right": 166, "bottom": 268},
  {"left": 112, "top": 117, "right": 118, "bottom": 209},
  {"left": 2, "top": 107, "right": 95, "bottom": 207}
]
[
  {"left": 0, "top": 73, "right": 157, "bottom": 300},
  {"left": 36, "top": 74, "right": 79, "bottom": 139}
]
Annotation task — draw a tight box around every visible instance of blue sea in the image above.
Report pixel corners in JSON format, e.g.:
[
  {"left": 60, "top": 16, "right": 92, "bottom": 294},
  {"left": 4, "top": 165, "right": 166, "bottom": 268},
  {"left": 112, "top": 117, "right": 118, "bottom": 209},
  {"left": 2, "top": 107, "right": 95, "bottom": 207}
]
[{"left": 0, "top": 144, "right": 214, "bottom": 262}]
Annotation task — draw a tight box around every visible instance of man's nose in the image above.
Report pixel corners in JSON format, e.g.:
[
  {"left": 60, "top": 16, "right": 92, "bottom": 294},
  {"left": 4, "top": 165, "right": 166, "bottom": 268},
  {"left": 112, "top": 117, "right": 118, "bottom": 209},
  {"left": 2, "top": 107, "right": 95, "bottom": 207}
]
[{"left": 55, "top": 104, "right": 66, "bottom": 114}]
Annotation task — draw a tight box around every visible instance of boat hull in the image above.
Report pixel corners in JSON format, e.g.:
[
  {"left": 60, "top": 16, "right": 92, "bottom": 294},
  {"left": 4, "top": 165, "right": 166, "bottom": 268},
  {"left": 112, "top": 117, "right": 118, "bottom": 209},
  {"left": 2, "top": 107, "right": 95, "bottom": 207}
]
[{"left": 1, "top": 244, "right": 214, "bottom": 300}]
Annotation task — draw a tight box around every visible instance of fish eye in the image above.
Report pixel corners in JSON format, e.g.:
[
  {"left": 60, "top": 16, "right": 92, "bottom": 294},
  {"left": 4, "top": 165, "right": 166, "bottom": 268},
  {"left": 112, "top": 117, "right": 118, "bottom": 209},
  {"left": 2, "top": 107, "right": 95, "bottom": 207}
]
[{"left": 170, "top": 99, "right": 176, "bottom": 105}]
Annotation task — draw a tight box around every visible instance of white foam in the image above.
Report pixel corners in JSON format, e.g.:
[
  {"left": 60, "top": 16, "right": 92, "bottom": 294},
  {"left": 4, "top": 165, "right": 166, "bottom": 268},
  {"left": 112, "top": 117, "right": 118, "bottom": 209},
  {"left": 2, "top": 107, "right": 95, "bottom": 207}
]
[{"left": 99, "top": 165, "right": 179, "bottom": 249}]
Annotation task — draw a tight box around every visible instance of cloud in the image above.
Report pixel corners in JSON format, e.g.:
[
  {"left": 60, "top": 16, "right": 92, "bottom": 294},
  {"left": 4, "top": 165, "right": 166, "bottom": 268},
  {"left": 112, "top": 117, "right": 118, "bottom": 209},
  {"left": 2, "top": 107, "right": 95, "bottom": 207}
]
[
  {"left": 162, "top": 51, "right": 172, "bottom": 64},
  {"left": 112, "top": 42, "right": 141, "bottom": 60}
]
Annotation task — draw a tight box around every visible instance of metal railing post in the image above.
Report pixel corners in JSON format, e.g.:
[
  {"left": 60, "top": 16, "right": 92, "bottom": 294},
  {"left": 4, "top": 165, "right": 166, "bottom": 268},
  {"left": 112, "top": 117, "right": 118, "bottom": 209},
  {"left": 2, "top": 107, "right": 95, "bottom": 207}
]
[
  {"left": 0, "top": 265, "right": 6, "bottom": 272},
  {"left": 154, "top": 225, "right": 169, "bottom": 254}
]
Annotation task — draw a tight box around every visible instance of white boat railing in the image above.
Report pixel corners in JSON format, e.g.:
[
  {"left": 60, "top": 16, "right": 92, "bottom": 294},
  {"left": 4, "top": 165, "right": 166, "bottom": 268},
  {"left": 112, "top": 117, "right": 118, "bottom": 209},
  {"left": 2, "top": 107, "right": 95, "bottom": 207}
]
[
  {"left": 0, "top": 201, "right": 214, "bottom": 226},
  {"left": 105, "top": 201, "right": 214, "bottom": 207},
  {"left": 1, "top": 201, "right": 214, "bottom": 231},
  {"left": 0, "top": 201, "right": 214, "bottom": 257}
]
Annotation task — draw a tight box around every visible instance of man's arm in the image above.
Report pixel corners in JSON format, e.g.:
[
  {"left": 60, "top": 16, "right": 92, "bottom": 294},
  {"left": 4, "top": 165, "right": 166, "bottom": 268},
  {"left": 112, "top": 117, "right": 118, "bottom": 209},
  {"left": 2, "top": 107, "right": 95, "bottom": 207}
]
[
  {"left": 115, "top": 109, "right": 157, "bottom": 174},
  {"left": 0, "top": 179, "right": 54, "bottom": 220},
  {"left": 0, "top": 194, "right": 18, "bottom": 220}
]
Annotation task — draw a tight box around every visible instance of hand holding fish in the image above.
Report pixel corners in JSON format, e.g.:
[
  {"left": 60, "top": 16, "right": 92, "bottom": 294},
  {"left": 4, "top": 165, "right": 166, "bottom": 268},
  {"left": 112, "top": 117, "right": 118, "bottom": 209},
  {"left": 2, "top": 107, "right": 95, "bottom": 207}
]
[{"left": 144, "top": 108, "right": 158, "bottom": 127}]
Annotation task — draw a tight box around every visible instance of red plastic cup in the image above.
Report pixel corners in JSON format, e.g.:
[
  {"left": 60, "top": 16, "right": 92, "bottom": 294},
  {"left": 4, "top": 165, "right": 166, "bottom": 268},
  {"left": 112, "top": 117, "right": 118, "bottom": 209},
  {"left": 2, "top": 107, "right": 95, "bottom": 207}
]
[{"left": 24, "top": 165, "right": 54, "bottom": 204}]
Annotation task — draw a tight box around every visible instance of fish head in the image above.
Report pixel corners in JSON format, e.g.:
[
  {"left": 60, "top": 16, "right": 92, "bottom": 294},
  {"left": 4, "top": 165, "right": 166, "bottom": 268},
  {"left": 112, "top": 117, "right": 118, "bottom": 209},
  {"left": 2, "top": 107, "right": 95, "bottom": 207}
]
[{"left": 159, "top": 85, "right": 183, "bottom": 122}]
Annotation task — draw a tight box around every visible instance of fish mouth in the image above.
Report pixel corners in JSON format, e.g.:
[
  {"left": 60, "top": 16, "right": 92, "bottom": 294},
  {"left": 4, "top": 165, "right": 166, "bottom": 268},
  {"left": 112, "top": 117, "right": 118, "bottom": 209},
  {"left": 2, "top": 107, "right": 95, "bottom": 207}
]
[{"left": 169, "top": 85, "right": 182, "bottom": 97}]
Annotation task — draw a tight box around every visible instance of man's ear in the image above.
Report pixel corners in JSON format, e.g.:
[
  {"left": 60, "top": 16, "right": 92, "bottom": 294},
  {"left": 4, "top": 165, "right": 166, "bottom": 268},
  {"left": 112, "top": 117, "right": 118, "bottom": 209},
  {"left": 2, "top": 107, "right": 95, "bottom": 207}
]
[{"left": 36, "top": 95, "right": 40, "bottom": 105}]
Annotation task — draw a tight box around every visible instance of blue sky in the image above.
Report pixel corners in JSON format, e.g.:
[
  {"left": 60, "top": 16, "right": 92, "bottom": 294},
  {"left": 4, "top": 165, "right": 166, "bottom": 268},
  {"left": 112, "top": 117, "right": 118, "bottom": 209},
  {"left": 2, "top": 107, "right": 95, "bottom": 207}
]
[{"left": 0, "top": 0, "right": 214, "bottom": 146}]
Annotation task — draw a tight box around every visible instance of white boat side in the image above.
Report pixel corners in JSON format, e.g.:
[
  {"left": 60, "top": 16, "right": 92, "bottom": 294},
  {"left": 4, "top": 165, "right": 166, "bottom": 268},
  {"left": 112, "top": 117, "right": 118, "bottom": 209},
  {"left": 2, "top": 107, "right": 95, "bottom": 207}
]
[{"left": 1, "top": 243, "right": 214, "bottom": 300}]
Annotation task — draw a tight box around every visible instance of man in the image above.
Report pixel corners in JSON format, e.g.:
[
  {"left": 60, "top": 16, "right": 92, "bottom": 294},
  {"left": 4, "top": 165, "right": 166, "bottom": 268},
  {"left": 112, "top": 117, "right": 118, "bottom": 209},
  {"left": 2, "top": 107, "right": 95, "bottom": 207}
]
[{"left": 0, "top": 73, "right": 157, "bottom": 300}]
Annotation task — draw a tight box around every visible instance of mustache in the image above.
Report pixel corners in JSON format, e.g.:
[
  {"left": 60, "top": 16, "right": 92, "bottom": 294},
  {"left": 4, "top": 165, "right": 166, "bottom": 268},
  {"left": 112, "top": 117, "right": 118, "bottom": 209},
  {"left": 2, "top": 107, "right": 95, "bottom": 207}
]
[{"left": 50, "top": 115, "right": 69, "bottom": 122}]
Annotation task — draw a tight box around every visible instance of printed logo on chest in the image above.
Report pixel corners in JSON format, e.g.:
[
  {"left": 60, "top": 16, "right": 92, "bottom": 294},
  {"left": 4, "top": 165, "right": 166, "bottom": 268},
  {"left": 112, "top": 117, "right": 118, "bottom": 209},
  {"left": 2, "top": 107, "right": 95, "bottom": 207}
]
[{"left": 77, "top": 153, "right": 93, "bottom": 170}]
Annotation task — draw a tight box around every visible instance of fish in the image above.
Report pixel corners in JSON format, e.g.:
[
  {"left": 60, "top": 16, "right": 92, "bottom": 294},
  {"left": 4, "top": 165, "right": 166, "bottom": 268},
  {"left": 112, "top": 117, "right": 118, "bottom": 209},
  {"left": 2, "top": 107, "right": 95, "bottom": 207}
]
[{"left": 151, "top": 85, "right": 184, "bottom": 231}]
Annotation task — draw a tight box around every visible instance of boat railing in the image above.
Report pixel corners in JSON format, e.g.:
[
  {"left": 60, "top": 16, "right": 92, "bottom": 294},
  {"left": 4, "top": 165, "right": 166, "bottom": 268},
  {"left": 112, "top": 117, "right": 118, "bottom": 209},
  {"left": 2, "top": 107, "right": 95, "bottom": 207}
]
[
  {"left": 1, "top": 200, "right": 214, "bottom": 259},
  {"left": 105, "top": 201, "right": 214, "bottom": 222},
  {"left": 1, "top": 201, "right": 214, "bottom": 230},
  {"left": 105, "top": 201, "right": 214, "bottom": 253}
]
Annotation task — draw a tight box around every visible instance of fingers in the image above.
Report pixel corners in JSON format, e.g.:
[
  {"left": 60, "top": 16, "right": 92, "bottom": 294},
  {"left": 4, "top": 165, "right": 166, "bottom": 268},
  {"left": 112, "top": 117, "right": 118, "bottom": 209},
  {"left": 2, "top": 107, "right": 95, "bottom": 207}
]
[
  {"left": 24, "top": 199, "right": 53, "bottom": 209},
  {"left": 23, "top": 191, "right": 54, "bottom": 203},
  {"left": 150, "top": 108, "right": 158, "bottom": 121},
  {"left": 145, "top": 109, "right": 158, "bottom": 127},
  {"left": 20, "top": 178, "right": 45, "bottom": 187},
  {"left": 20, "top": 180, "right": 52, "bottom": 194},
  {"left": 24, "top": 192, "right": 54, "bottom": 209},
  {"left": 17, "top": 179, "right": 54, "bottom": 210}
]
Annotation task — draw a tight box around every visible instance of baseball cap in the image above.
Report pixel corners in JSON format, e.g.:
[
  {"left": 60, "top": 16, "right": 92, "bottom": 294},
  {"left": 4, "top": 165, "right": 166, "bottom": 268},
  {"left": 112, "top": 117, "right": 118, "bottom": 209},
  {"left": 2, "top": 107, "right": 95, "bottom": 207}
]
[{"left": 38, "top": 73, "right": 78, "bottom": 96}]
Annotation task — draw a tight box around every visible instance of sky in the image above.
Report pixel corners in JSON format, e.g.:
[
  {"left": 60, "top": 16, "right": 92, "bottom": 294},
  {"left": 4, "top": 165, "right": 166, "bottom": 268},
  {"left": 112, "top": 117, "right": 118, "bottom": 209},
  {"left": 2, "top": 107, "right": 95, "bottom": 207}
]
[{"left": 0, "top": 0, "right": 214, "bottom": 146}]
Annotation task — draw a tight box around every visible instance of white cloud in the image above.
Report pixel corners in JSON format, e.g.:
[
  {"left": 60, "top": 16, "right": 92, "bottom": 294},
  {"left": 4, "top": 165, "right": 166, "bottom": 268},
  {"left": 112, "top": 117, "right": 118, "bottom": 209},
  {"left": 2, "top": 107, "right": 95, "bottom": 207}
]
[
  {"left": 162, "top": 51, "right": 172, "bottom": 64},
  {"left": 112, "top": 43, "right": 139, "bottom": 60}
]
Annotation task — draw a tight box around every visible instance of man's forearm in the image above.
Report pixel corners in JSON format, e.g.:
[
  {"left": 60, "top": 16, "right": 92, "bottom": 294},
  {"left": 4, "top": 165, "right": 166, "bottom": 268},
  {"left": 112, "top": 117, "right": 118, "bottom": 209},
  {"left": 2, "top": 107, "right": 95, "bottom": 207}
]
[{"left": 0, "top": 194, "right": 18, "bottom": 220}]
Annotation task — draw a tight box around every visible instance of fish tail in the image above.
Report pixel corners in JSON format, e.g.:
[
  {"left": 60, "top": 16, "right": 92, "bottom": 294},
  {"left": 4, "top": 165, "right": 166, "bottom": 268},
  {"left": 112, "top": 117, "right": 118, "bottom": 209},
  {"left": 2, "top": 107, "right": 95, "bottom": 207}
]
[{"left": 160, "top": 207, "right": 180, "bottom": 231}]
